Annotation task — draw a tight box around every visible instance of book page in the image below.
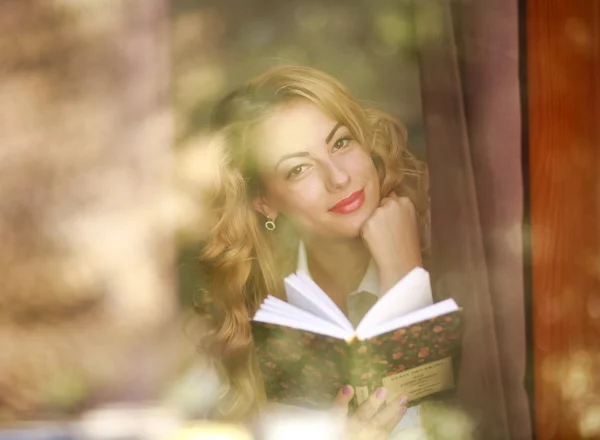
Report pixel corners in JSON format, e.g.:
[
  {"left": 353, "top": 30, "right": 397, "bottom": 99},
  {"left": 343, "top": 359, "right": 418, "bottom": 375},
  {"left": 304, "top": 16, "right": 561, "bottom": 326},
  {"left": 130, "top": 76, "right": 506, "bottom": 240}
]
[
  {"left": 262, "top": 296, "right": 338, "bottom": 324},
  {"left": 285, "top": 272, "right": 354, "bottom": 332},
  {"left": 357, "top": 299, "right": 459, "bottom": 340},
  {"left": 355, "top": 267, "right": 433, "bottom": 334},
  {"left": 253, "top": 298, "right": 350, "bottom": 340}
]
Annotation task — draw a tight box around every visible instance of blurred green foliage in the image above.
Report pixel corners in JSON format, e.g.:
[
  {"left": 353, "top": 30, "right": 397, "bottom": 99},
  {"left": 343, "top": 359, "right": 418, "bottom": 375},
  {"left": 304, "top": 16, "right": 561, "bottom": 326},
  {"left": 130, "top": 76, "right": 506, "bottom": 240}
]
[{"left": 173, "top": 0, "right": 425, "bottom": 150}]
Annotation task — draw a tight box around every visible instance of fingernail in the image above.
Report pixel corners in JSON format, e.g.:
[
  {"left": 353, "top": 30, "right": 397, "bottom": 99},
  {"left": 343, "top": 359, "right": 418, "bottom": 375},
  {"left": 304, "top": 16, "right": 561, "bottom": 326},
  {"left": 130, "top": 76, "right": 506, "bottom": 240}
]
[
  {"left": 343, "top": 385, "right": 352, "bottom": 395},
  {"left": 399, "top": 405, "right": 407, "bottom": 414},
  {"left": 398, "top": 395, "right": 408, "bottom": 406},
  {"left": 376, "top": 388, "right": 387, "bottom": 399}
]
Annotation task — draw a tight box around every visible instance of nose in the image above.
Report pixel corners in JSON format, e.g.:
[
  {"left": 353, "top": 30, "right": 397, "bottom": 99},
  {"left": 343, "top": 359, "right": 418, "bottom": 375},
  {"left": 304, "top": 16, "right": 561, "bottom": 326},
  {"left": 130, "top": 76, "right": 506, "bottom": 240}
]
[{"left": 323, "top": 159, "right": 350, "bottom": 191}]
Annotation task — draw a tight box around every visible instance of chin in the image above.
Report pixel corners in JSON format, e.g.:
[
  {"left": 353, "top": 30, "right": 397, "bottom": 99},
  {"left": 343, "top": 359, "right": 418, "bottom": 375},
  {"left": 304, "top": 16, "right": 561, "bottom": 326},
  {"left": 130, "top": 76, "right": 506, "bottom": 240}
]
[{"left": 328, "top": 209, "right": 374, "bottom": 239}]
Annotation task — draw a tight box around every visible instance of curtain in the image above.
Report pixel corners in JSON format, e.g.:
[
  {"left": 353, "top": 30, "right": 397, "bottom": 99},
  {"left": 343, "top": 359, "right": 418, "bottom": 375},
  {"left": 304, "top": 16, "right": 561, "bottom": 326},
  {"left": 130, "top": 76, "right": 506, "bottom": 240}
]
[{"left": 416, "top": 1, "right": 532, "bottom": 439}]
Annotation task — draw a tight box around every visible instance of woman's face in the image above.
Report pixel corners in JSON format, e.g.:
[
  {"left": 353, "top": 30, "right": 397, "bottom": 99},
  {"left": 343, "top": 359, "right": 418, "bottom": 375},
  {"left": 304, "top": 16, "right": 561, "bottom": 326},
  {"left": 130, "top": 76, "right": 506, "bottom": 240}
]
[{"left": 253, "top": 99, "right": 381, "bottom": 240}]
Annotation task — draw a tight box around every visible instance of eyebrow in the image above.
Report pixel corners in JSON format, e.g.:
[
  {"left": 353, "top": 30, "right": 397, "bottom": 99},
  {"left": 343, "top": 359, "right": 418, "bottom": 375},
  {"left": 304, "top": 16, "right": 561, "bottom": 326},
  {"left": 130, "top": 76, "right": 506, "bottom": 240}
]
[
  {"left": 325, "top": 122, "right": 343, "bottom": 143},
  {"left": 275, "top": 152, "right": 310, "bottom": 170},
  {"left": 273, "top": 122, "right": 344, "bottom": 170}
]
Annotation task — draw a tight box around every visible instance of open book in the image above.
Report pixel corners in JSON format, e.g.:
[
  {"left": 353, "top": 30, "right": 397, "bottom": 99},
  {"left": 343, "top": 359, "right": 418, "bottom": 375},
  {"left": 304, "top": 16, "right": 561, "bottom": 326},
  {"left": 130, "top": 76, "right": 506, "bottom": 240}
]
[{"left": 251, "top": 268, "right": 464, "bottom": 409}]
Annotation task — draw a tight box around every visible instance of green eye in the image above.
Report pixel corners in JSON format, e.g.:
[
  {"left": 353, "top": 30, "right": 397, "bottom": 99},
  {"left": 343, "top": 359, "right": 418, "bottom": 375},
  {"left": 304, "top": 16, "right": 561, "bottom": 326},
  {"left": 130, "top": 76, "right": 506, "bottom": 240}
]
[
  {"left": 286, "top": 164, "right": 309, "bottom": 179},
  {"left": 333, "top": 137, "right": 352, "bottom": 150}
]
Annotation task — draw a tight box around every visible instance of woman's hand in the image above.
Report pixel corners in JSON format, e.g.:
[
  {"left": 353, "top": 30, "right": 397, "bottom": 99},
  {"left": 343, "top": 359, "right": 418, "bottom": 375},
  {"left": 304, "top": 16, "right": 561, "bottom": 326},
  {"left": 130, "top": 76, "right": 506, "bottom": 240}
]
[
  {"left": 360, "top": 192, "right": 423, "bottom": 294},
  {"left": 334, "top": 385, "right": 408, "bottom": 440}
]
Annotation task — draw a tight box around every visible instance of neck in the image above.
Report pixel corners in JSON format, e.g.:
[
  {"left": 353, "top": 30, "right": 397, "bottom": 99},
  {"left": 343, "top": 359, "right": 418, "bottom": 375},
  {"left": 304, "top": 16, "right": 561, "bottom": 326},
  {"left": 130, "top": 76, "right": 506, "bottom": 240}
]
[{"left": 302, "top": 235, "right": 371, "bottom": 309}]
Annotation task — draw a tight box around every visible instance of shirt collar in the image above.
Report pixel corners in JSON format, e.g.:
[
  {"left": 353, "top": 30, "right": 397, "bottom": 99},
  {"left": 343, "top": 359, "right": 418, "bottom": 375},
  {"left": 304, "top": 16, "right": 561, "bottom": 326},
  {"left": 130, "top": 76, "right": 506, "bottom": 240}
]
[{"left": 296, "top": 241, "right": 381, "bottom": 298}]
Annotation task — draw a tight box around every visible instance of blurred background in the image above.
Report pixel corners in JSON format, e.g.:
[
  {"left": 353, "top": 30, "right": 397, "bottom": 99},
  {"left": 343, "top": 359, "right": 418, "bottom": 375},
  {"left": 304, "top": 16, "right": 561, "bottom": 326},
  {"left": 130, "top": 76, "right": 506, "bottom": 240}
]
[
  {"left": 0, "top": 0, "right": 426, "bottom": 438},
  {"left": 2, "top": 0, "right": 597, "bottom": 439},
  {"left": 173, "top": 0, "right": 424, "bottom": 147}
]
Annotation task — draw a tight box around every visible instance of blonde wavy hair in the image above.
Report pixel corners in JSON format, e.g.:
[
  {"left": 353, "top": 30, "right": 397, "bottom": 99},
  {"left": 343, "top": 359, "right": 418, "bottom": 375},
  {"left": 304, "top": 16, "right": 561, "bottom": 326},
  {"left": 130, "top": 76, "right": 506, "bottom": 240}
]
[{"left": 197, "top": 65, "right": 429, "bottom": 420}]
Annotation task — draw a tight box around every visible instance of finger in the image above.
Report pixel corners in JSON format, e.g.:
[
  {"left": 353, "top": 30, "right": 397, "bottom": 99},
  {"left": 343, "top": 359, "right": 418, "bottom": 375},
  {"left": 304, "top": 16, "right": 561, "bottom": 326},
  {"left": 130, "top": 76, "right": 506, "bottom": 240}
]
[
  {"left": 353, "top": 387, "right": 387, "bottom": 422},
  {"left": 381, "top": 191, "right": 405, "bottom": 207},
  {"left": 333, "top": 385, "right": 354, "bottom": 414},
  {"left": 398, "top": 196, "right": 416, "bottom": 211},
  {"left": 379, "top": 197, "right": 394, "bottom": 207},
  {"left": 372, "top": 395, "right": 409, "bottom": 432}
]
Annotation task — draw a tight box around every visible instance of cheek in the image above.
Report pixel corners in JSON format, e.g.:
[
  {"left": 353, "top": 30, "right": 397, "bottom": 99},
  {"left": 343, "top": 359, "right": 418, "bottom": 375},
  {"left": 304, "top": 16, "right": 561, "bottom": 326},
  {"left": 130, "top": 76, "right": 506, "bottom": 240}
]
[
  {"left": 343, "top": 148, "right": 379, "bottom": 182},
  {"left": 265, "top": 178, "right": 327, "bottom": 221}
]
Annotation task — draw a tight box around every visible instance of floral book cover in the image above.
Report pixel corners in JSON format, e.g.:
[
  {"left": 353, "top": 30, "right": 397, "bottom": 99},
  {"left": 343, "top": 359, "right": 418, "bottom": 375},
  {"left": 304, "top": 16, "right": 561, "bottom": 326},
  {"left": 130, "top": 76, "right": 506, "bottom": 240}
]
[{"left": 251, "top": 310, "right": 464, "bottom": 410}]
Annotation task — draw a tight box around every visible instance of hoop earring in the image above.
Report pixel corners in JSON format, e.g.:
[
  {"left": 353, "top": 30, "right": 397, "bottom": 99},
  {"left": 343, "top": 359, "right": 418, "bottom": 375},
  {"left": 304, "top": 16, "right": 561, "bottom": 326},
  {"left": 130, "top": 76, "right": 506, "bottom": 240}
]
[{"left": 265, "top": 218, "right": 276, "bottom": 231}]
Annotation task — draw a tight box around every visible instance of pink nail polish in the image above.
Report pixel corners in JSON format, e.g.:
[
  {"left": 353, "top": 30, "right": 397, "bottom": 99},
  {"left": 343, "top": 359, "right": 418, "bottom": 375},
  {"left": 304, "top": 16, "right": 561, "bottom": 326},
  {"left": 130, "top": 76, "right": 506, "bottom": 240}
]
[
  {"left": 343, "top": 385, "right": 352, "bottom": 395},
  {"left": 376, "top": 388, "right": 387, "bottom": 399}
]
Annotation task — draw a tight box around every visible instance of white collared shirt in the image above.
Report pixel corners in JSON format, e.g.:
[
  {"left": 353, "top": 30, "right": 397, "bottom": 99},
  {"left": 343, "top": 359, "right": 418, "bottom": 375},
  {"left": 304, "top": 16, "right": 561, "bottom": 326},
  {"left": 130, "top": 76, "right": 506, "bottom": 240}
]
[
  {"left": 295, "top": 242, "right": 433, "bottom": 437},
  {"left": 297, "top": 241, "right": 381, "bottom": 298},
  {"left": 297, "top": 241, "right": 381, "bottom": 327}
]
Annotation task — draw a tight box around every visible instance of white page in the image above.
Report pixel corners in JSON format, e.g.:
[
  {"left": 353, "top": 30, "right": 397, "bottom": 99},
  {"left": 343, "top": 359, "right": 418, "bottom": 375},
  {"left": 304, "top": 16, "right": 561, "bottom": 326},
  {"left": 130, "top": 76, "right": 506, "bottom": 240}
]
[
  {"left": 256, "top": 296, "right": 350, "bottom": 338},
  {"left": 261, "top": 296, "right": 339, "bottom": 325},
  {"left": 253, "top": 308, "right": 349, "bottom": 340},
  {"left": 357, "top": 298, "right": 459, "bottom": 340},
  {"left": 285, "top": 272, "right": 354, "bottom": 332},
  {"left": 355, "top": 267, "right": 433, "bottom": 334}
]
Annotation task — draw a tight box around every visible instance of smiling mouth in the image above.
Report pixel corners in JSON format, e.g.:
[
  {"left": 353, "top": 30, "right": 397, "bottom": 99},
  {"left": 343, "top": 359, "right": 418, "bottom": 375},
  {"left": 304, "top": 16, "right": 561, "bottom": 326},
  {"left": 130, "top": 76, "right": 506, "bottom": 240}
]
[{"left": 329, "top": 189, "right": 365, "bottom": 214}]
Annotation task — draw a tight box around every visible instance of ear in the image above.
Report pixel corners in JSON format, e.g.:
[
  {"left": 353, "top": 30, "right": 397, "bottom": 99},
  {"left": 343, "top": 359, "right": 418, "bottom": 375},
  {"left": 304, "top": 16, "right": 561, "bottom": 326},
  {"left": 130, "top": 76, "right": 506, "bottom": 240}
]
[{"left": 252, "top": 196, "right": 278, "bottom": 220}]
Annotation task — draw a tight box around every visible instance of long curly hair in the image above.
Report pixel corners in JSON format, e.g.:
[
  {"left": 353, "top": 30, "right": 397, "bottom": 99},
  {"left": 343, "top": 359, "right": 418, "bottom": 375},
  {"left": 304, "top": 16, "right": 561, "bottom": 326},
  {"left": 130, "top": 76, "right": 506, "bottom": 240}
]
[{"left": 197, "top": 65, "right": 429, "bottom": 419}]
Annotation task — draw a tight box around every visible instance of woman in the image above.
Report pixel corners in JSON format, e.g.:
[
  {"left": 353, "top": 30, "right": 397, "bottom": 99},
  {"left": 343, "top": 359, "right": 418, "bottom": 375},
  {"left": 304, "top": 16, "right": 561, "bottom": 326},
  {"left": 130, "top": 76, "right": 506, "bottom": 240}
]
[{"left": 198, "top": 65, "right": 432, "bottom": 439}]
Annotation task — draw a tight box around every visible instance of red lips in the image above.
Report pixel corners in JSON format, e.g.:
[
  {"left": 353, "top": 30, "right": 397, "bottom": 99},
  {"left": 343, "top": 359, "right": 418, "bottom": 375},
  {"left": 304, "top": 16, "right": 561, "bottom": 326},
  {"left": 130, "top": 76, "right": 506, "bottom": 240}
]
[{"left": 329, "top": 189, "right": 365, "bottom": 214}]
